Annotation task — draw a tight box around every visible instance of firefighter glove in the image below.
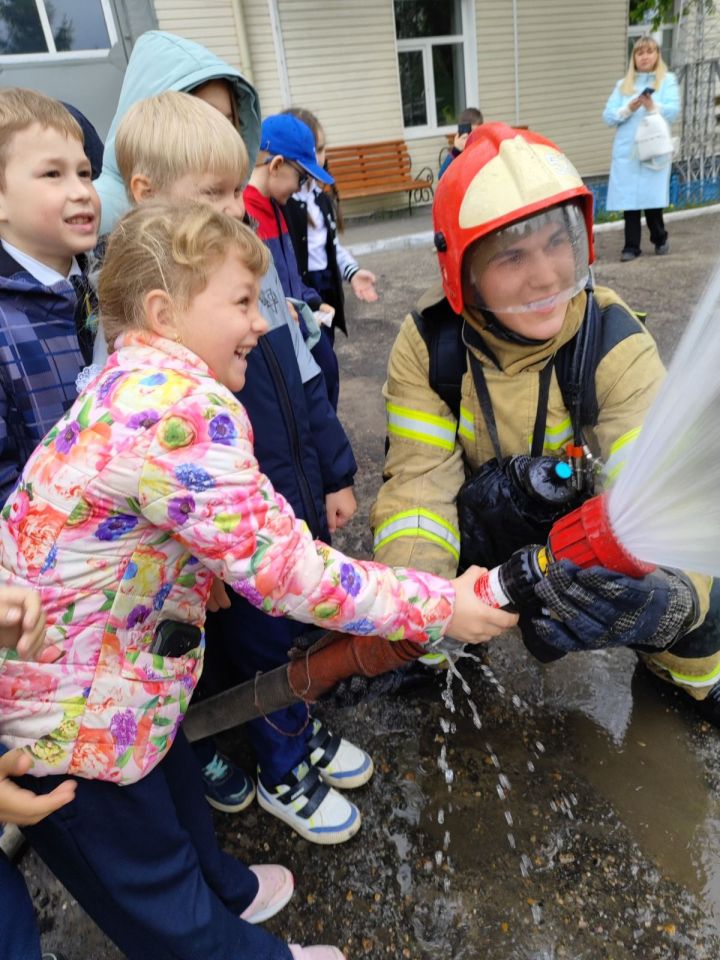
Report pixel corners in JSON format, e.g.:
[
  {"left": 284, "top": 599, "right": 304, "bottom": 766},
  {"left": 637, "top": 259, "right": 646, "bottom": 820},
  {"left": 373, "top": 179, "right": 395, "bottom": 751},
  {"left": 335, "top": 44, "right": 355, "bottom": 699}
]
[{"left": 528, "top": 560, "right": 697, "bottom": 655}]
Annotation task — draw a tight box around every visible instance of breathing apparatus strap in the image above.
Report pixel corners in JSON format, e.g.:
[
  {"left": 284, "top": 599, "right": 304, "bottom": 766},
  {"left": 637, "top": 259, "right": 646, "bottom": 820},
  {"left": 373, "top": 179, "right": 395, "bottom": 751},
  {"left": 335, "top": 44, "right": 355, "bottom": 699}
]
[
  {"left": 412, "top": 287, "right": 650, "bottom": 457},
  {"left": 468, "top": 349, "right": 554, "bottom": 460},
  {"left": 554, "top": 285, "right": 601, "bottom": 446}
]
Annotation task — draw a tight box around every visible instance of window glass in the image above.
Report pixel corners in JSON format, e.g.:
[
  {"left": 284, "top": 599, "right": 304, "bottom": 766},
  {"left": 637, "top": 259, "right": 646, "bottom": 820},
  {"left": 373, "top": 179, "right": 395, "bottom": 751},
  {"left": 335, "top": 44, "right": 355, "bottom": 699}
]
[
  {"left": 394, "top": 0, "right": 462, "bottom": 40},
  {"left": 661, "top": 28, "right": 673, "bottom": 68},
  {"left": 399, "top": 50, "right": 427, "bottom": 126},
  {"left": 433, "top": 43, "right": 466, "bottom": 126},
  {"left": 49, "top": 0, "right": 111, "bottom": 52},
  {"left": 0, "top": 0, "right": 47, "bottom": 55},
  {"left": 0, "top": 0, "right": 111, "bottom": 56}
]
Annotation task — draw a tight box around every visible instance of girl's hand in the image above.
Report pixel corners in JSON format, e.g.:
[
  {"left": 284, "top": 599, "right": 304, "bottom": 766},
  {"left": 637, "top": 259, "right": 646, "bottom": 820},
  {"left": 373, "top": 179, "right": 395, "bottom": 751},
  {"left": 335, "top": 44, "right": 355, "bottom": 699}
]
[
  {"left": 628, "top": 97, "right": 644, "bottom": 112},
  {"left": 206, "top": 576, "right": 231, "bottom": 613},
  {"left": 445, "top": 566, "right": 518, "bottom": 644},
  {"left": 325, "top": 487, "right": 357, "bottom": 534},
  {"left": 0, "top": 587, "right": 50, "bottom": 661},
  {"left": 350, "top": 270, "right": 379, "bottom": 303},
  {"left": 0, "top": 749, "right": 76, "bottom": 826}
]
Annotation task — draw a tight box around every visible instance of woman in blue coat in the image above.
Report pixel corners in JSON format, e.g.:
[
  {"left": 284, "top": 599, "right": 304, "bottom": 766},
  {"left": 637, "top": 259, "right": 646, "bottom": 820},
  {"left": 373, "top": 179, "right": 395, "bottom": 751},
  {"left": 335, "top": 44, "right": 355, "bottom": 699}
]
[{"left": 603, "top": 36, "right": 680, "bottom": 261}]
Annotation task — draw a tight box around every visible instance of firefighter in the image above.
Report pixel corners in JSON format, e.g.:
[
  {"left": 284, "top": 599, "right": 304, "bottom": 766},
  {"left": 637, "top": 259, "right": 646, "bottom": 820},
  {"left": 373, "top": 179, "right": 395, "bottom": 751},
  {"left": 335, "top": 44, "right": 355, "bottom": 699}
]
[{"left": 371, "top": 122, "right": 720, "bottom": 715}]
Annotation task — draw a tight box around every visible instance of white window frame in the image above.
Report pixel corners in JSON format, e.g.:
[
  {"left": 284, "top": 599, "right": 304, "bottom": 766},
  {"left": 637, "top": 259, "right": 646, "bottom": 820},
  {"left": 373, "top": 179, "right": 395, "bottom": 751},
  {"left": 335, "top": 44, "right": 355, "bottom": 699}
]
[
  {"left": 394, "top": 0, "right": 478, "bottom": 140},
  {"left": 0, "top": 0, "right": 118, "bottom": 63}
]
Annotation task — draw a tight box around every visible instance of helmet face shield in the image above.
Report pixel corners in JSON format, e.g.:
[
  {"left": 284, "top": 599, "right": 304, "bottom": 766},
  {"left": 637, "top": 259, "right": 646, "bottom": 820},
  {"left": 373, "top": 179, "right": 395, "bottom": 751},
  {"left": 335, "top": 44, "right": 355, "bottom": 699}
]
[{"left": 461, "top": 203, "right": 590, "bottom": 317}]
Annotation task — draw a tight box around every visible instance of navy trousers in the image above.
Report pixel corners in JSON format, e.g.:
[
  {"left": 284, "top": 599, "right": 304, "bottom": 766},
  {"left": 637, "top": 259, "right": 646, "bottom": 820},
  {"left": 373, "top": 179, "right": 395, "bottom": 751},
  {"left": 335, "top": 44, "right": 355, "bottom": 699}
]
[
  {"left": 17, "top": 731, "right": 293, "bottom": 960},
  {"left": 201, "top": 593, "right": 313, "bottom": 784},
  {"left": 310, "top": 326, "right": 339, "bottom": 412},
  {"left": 306, "top": 267, "right": 341, "bottom": 412},
  {"left": 0, "top": 850, "right": 42, "bottom": 960}
]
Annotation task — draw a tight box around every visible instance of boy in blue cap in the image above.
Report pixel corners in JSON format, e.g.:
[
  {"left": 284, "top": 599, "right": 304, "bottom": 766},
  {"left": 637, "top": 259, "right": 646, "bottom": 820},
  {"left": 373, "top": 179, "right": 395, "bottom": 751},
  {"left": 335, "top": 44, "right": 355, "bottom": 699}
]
[{"left": 245, "top": 114, "right": 342, "bottom": 405}]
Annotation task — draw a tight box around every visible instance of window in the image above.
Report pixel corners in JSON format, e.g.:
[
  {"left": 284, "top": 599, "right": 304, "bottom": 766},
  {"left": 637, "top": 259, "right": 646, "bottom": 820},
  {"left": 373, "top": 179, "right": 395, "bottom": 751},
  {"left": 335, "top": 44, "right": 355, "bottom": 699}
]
[
  {"left": 394, "top": 0, "right": 475, "bottom": 136},
  {"left": 0, "top": 0, "right": 117, "bottom": 61}
]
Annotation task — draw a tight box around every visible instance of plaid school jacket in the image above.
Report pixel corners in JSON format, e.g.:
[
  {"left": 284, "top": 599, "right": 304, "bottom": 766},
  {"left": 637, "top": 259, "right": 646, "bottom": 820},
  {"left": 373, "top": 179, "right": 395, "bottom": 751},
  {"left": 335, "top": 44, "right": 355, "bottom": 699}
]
[{"left": 0, "top": 245, "right": 90, "bottom": 503}]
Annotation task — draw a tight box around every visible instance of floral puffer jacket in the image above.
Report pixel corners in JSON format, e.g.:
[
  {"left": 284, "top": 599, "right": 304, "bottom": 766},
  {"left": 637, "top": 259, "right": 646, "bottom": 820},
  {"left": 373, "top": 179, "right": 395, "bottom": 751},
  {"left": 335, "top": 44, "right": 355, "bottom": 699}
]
[{"left": 0, "top": 331, "right": 455, "bottom": 784}]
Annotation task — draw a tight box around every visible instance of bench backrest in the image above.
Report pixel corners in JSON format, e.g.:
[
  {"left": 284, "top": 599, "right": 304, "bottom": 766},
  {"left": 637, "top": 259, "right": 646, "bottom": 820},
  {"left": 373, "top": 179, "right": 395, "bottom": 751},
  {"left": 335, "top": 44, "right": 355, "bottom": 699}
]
[{"left": 326, "top": 140, "right": 416, "bottom": 191}]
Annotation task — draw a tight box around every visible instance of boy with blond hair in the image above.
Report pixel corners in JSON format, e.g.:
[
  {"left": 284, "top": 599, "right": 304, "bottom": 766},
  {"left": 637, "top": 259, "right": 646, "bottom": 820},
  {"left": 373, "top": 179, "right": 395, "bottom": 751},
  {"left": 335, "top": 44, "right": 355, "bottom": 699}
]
[
  {"left": 0, "top": 88, "right": 99, "bottom": 504},
  {"left": 111, "top": 91, "right": 371, "bottom": 846}
]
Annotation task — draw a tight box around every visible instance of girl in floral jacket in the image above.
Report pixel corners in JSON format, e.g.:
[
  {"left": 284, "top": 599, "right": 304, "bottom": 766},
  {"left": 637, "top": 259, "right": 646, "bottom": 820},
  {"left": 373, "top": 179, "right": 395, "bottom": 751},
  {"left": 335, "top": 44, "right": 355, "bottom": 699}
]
[{"left": 0, "top": 202, "right": 515, "bottom": 960}]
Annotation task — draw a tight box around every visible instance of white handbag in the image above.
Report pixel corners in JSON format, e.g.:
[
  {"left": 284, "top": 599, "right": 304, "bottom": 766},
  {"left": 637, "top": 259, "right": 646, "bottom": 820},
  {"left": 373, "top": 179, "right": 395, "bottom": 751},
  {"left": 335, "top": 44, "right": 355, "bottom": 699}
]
[{"left": 635, "top": 112, "right": 674, "bottom": 162}]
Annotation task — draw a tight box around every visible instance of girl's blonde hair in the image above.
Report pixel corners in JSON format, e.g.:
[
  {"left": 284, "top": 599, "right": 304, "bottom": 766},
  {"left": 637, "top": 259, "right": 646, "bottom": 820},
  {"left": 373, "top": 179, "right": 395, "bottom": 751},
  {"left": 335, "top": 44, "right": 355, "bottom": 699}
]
[
  {"left": 115, "top": 91, "right": 249, "bottom": 196},
  {"left": 99, "top": 202, "right": 269, "bottom": 350},
  {"left": 620, "top": 36, "right": 668, "bottom": 96}
]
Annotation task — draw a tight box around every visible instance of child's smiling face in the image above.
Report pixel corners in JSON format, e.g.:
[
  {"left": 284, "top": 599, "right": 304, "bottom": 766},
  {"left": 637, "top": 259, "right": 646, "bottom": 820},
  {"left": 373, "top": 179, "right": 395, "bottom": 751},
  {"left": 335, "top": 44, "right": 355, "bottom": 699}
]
[
  {"left": 176, "top": 249, "right": 268, "bottom": 392},
  {"left": 0, "top": 124, "right": 100, "bottom": 274}
]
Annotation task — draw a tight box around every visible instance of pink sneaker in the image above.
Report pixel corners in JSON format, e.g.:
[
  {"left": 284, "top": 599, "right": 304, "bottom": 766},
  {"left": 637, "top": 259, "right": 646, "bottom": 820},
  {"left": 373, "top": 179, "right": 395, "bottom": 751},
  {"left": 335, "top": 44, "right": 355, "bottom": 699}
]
[
  {"left": 239, "top": 865, "right": 294, "bottom": 924},
  {"left": 288, "top": 947, "right": 346, "bottom": 960}
]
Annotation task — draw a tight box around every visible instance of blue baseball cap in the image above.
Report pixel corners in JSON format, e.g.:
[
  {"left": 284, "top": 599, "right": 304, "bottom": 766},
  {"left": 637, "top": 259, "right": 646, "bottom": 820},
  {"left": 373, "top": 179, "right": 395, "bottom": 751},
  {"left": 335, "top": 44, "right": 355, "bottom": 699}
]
[{"left": 260, "top": 114, "right": 334, "bottom": 185}]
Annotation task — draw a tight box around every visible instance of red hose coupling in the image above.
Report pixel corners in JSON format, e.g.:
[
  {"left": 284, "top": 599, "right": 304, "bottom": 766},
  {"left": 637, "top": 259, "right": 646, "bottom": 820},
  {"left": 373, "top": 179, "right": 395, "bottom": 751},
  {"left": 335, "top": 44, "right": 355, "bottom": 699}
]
[{"left": 547, "top": 493, "right": 655, "bottom": 577}]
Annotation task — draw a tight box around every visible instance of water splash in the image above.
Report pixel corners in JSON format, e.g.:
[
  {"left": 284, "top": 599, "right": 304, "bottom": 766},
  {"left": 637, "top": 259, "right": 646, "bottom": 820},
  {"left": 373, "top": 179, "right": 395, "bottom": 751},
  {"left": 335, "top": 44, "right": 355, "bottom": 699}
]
[
  {"left": 435, "top": 655, "right": 554, "bottom": 932},
  {"left": 608, "top": 263, "right": 720, "bottom": 574}
]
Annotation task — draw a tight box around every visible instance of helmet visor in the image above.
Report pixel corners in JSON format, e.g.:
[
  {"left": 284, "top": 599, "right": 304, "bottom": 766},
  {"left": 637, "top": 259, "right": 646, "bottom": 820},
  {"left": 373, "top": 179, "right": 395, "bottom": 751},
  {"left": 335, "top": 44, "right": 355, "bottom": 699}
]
[{"left": 461, "top": 203, "right": 590, "bottom": 316}]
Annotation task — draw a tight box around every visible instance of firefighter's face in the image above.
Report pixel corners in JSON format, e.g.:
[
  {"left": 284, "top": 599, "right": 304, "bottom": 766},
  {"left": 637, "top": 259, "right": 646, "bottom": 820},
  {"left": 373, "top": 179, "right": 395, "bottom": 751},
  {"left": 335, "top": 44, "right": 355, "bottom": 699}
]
[{"left": 472, "top": 220, "right": 578, "bottom": 339}]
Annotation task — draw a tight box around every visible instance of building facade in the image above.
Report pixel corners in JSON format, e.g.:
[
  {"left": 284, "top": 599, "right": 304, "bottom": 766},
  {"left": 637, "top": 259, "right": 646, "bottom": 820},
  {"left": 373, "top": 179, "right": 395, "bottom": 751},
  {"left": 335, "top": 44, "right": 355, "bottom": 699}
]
[{"left": 2, "top": 0, "right": 631, "bottom": 215}]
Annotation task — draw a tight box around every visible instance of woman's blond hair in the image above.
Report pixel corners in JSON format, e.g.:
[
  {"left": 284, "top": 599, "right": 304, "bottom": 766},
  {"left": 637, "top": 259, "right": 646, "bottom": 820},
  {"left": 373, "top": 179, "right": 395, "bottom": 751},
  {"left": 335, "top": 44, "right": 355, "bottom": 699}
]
[
  {"left": 99, "top": 202, "right": 269, "bottom": 350},
  {"left": 620, "top": 36, "right": 668, "bottom": 96},
  {"left": 115, "top": 91, "right": 249, "bottom": 196},
  {"left": 0, "top": 88, "right": 82, "bottom": 188}
]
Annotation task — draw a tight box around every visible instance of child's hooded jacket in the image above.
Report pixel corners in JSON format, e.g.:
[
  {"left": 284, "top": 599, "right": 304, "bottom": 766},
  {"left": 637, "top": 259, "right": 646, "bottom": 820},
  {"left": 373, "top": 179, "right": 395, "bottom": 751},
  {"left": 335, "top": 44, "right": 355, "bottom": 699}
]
[
  {"left": 95, "top": 30, "right": 261, "bottom": 235},
  {"left": 94, "top": 30, "right": 355, "bottom": 534}
]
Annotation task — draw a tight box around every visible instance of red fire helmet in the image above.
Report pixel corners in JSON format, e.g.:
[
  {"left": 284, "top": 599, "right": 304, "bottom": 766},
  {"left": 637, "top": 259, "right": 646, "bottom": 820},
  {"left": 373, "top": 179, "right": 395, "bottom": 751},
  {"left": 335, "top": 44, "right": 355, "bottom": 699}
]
[{"left": 433, "top": 123, "right": 595, "bottom": 314}]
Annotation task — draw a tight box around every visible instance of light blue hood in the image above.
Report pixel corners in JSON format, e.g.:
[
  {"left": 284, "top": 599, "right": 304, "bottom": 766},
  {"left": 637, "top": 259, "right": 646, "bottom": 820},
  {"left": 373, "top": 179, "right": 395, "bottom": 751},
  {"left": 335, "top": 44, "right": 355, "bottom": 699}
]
[{"left": 96, "top": 30, "right": 261, "bottom": 234}]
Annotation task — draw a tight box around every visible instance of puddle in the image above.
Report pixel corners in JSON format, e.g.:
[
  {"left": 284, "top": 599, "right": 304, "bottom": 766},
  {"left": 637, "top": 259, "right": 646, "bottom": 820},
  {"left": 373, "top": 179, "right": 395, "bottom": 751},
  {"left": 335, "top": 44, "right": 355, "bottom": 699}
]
[{"left": 414, "top": 632, "right": 720, "bottom": 956}]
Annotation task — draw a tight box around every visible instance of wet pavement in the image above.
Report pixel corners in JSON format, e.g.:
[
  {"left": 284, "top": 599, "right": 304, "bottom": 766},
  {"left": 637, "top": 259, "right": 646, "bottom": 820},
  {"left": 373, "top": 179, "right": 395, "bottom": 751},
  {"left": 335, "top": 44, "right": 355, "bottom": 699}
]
[{"left": 23, "top": 211, "right": 720, "bottom": 958}]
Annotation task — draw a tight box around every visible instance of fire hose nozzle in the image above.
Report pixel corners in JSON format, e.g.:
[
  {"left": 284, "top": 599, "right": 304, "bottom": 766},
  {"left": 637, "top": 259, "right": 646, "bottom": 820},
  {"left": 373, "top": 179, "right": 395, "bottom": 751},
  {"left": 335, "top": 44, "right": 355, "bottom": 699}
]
[
  {"left": 547, "top": 493, "right": 654, "bottom": 577},
  {"left": 473, "top": 493, "right": 654, "bottom": 611}
]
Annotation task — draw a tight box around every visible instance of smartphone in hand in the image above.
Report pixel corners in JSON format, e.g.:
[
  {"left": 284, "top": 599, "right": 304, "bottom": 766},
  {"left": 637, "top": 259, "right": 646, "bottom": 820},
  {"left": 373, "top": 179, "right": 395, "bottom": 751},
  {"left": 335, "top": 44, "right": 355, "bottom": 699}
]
[
  {"left": 640, "top": 86, "right": 655, "bottom": 97},
  {"left": 458, "top": 122, "right": 472, "bottom": 135}
]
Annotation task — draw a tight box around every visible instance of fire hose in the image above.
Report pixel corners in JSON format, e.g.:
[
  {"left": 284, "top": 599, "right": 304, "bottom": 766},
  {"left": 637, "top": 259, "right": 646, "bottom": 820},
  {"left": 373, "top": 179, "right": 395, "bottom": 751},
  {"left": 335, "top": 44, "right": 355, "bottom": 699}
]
[
  {"left": 184, "top": 631, "right": 426, "bottom": 742},
  {"left": 185, "top": 491, "right": 648, "bottom": 743}
]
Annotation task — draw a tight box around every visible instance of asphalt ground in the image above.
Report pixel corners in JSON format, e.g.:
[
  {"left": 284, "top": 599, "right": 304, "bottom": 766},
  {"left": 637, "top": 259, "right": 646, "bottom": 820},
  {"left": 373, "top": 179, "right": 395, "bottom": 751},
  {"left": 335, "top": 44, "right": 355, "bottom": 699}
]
[{"left": 20, "top": 210, "right": 720, "bottom": 959}]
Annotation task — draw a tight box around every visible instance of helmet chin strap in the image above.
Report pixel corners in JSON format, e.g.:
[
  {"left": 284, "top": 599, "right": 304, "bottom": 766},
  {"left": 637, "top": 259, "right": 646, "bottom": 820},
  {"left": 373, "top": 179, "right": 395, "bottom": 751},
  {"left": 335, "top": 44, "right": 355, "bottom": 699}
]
[{"left": 478, "top": 308, "right": 550, "bottom": 346}]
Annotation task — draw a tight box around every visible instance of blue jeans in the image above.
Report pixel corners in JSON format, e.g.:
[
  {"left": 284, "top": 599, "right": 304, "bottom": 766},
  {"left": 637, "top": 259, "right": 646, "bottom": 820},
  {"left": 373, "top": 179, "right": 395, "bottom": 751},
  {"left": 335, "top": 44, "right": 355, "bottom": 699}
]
[
  {"left": 0, "top": 850, "right": 42, "bottom": 960},
  {"left": 18, "top": 731, "right": 293, "bottom": 960}
]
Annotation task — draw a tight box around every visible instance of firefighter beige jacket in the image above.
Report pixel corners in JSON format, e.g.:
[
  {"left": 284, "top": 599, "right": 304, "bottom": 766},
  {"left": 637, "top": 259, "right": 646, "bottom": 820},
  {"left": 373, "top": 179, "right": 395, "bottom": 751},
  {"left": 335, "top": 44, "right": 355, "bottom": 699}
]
[{"left": 371, "top": 284, "right": 714, "bottom": 693}]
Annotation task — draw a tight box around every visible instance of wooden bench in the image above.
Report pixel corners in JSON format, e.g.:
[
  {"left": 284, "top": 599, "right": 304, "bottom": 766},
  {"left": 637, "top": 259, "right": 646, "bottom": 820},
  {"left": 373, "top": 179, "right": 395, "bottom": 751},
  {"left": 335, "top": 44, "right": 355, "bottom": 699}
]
[{"left": 325, "top": 140, "right": 434, "bottom": 213}]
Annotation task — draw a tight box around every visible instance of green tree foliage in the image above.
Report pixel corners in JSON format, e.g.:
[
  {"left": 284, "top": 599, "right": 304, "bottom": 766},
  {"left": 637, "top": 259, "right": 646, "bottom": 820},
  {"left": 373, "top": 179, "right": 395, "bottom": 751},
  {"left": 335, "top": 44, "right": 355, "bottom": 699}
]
[{"left": 630, "top": 0, "right": 716, "bottom": 29}]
